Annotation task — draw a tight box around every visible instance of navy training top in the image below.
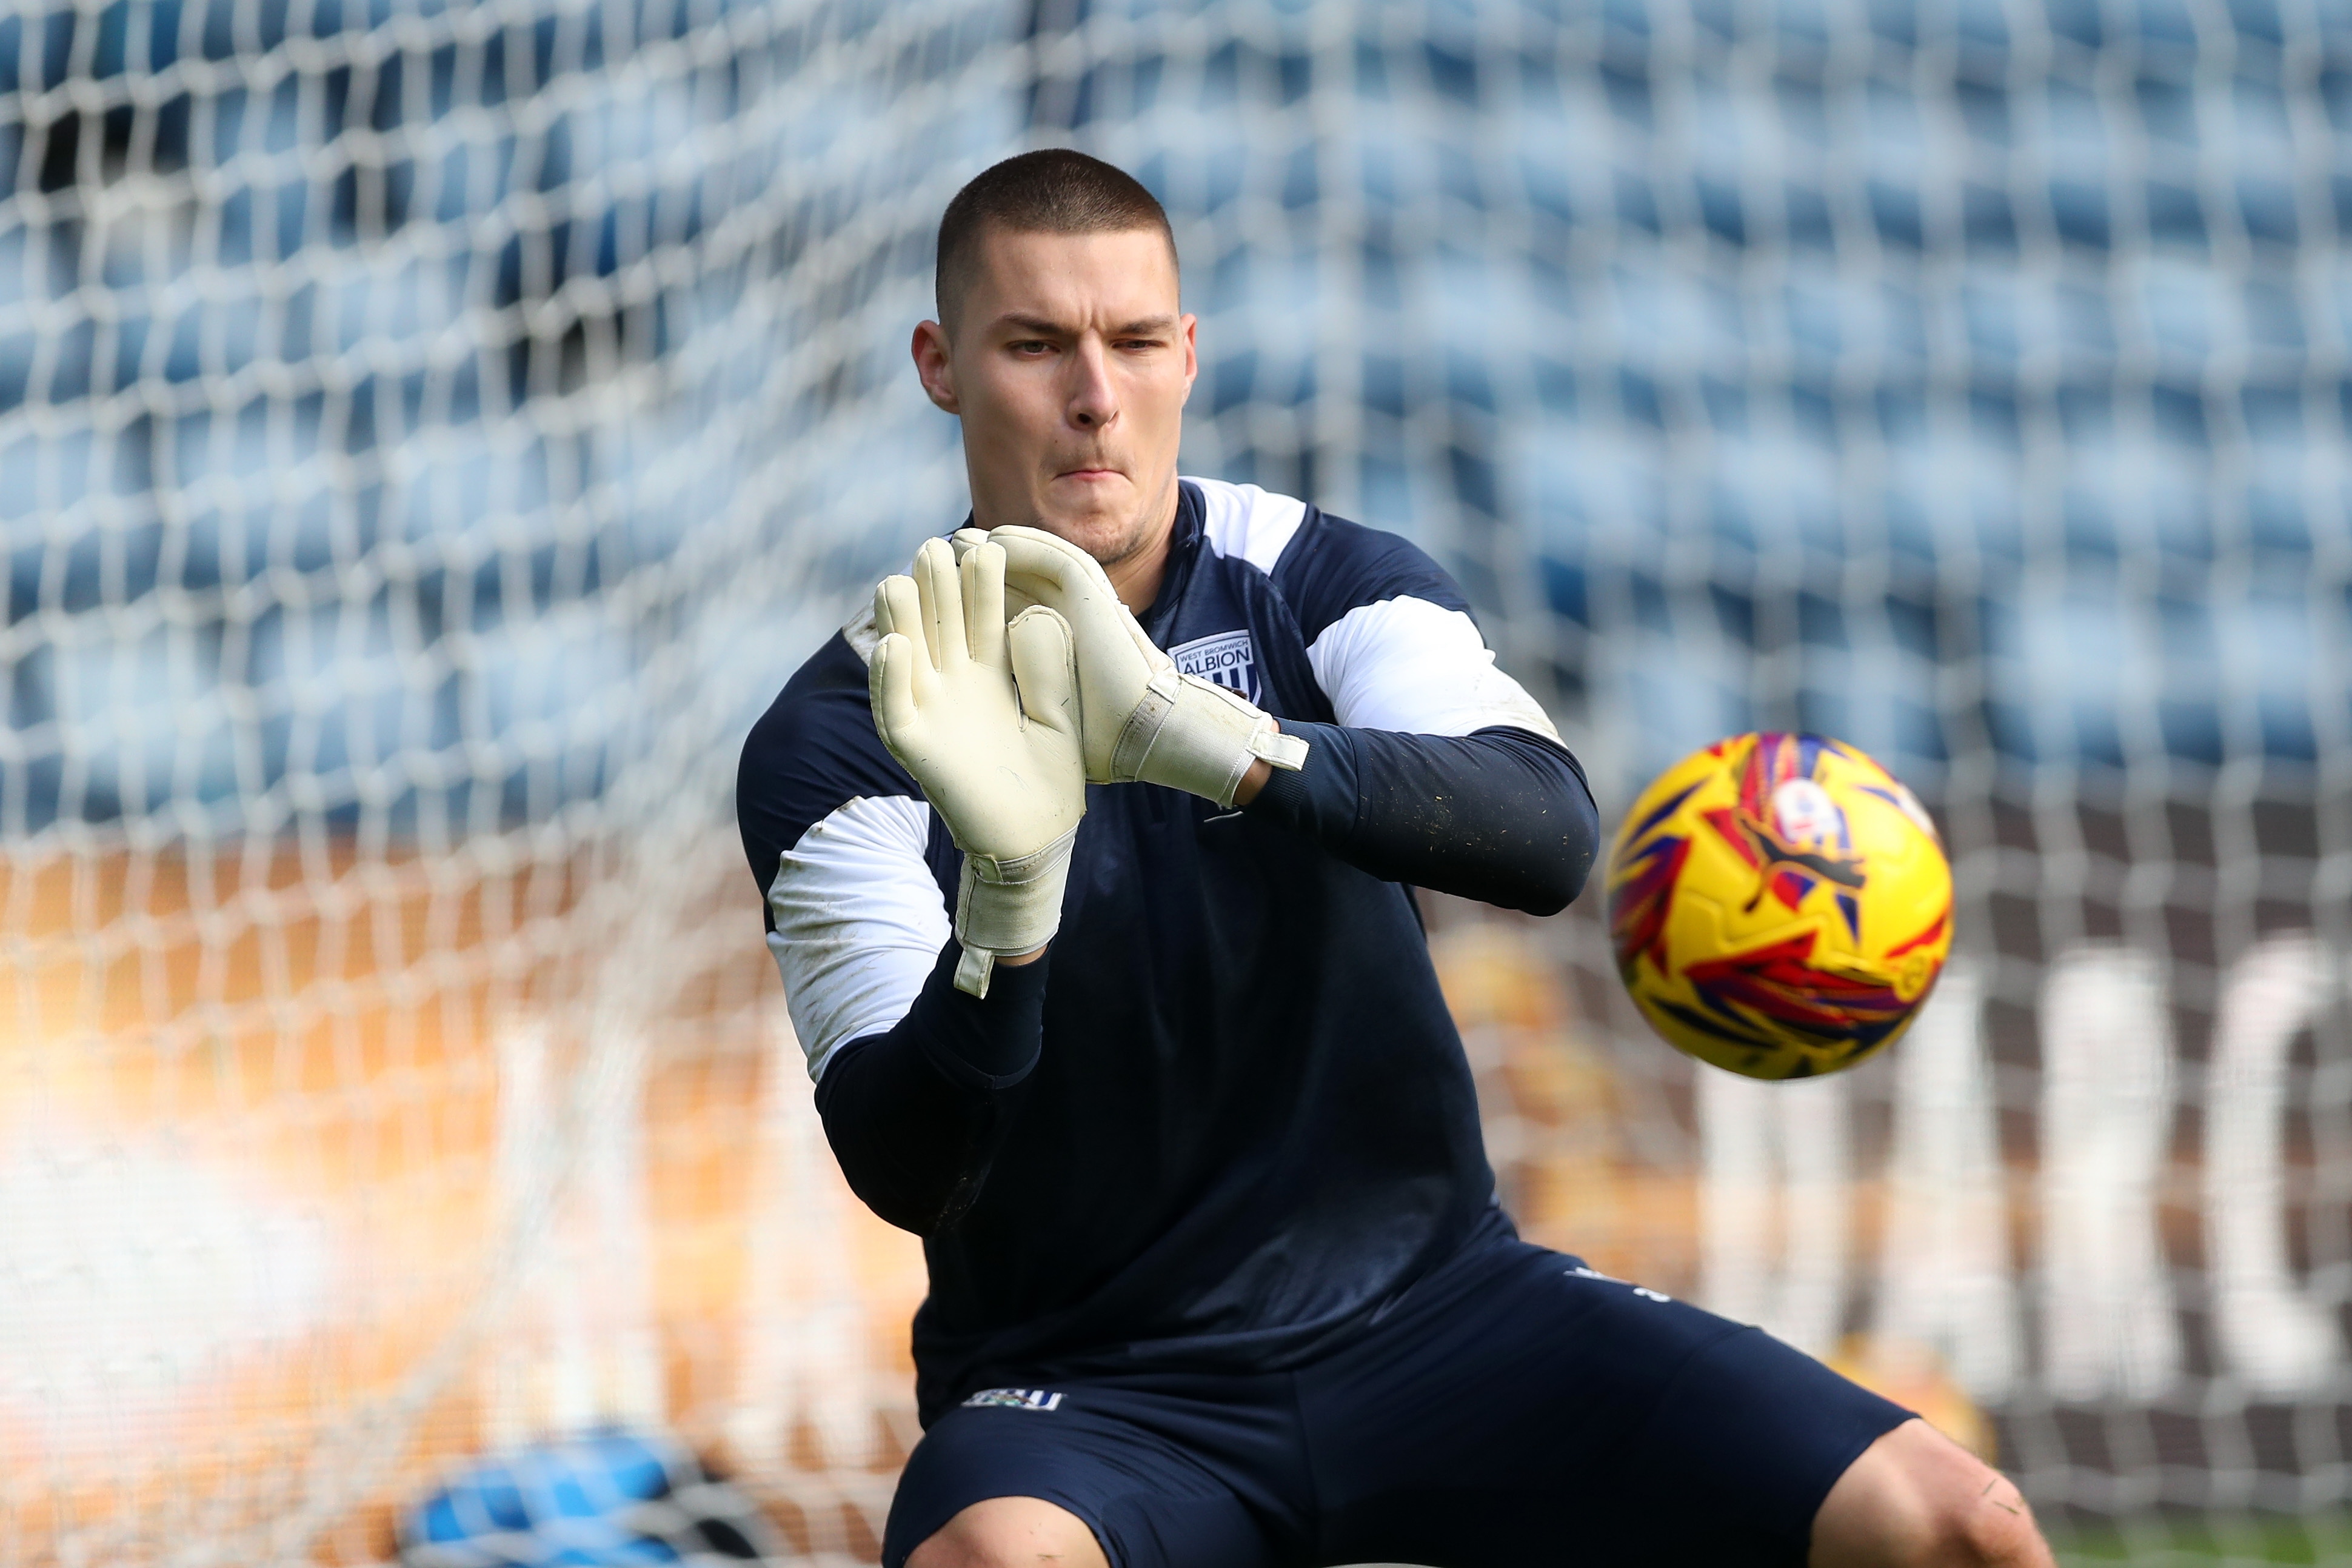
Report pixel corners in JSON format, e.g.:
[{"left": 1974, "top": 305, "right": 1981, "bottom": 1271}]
[{"left": 737, "top": 479, "right": 1598, "bottom": 1423}]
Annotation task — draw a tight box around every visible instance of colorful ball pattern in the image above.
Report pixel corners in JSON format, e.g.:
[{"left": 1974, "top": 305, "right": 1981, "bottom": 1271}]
[{"left": 1606, "top": 733, "right": 1954, "bottom": 1081}]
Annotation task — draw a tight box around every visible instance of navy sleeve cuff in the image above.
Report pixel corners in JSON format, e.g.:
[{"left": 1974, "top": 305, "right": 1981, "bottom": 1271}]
[
  {"left": 1243, "top": 719, "right": 1360, "bottom": 838},
  {"left": 906, "top": 939, "right": 1051, "bottom": 1089},
  {"left": 812, "top": 938, "right": 1051, "bottom": 1235}
]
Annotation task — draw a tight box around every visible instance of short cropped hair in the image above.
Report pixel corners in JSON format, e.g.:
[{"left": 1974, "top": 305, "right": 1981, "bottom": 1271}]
[{"left": 935, "top": 150, "right": 1177, "bottom": 333}]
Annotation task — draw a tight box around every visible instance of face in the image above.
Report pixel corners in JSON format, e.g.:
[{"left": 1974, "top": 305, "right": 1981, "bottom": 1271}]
[{"left": 913, "top": 226, "right": 1197, "bottom": 572}]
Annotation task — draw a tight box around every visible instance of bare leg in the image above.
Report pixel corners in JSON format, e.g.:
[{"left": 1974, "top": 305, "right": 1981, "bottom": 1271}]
[
  {"left": 1810, "top": 1418, "right": 2056, "bottom": 1568},
  {"left": 905, "top": 1495, "right": 1111, "bottom": 1568}
]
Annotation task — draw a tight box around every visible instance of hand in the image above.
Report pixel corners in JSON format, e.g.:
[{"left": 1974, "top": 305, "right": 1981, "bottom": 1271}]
[
  {"left": 971, "top": 524, "right": 1308, "bottom": 808},
  {"left": 872, "top": 537, "right": 1086, "bottom": 995}
]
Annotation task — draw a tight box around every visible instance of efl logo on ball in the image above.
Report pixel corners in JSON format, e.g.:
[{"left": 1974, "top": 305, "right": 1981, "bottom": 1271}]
[{"left": 1606, "top": 733, "right": 1953, "bottom": 1081}]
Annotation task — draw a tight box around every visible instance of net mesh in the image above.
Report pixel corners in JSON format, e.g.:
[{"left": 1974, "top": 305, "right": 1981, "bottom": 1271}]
[{"left": 3, "top": 0, "right": 2349, "bottom": 1560}]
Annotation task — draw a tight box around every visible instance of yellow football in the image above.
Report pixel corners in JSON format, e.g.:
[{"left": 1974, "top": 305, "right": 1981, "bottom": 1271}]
[{"left": 1606, "top": 733, "right": 1953, "bottom": 1080}]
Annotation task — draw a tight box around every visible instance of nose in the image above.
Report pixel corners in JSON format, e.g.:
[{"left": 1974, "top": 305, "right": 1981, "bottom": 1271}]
[{"left": 1067, "top": 336, "right": 1118, "bottom": 431}]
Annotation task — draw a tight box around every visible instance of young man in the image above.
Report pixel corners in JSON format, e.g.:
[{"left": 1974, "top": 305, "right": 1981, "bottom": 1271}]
[{"left": 738, "top": 150, "right": 2054, "bottom": 1568}]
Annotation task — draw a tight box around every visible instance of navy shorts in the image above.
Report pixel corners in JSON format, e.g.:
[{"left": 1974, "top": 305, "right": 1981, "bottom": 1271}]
[{"left": 881, "top": 1232, "right": 1911, "bottom": 1568}]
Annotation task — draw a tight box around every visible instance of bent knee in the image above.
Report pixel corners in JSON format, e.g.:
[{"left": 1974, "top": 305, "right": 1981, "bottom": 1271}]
[
  {"left": 1926, "top": 1473, "right": 2048, "bottom": 1568},
  {"left": 904, "top": 1495, "right": 1108, "bottom": 1568},
  {"left": 1814, "top": 1421, "right": 2054, "bottom": 1568}
]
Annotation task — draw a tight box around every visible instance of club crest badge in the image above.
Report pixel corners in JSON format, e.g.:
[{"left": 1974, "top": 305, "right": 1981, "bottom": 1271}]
[{"left": 1169, "top": 629, "right": 1260, "bottom": 704}]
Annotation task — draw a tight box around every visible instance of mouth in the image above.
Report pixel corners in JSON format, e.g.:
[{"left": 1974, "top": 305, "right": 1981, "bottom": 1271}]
[{"left": 1055, "top": 465, "right": 1124, "bottom": 483}]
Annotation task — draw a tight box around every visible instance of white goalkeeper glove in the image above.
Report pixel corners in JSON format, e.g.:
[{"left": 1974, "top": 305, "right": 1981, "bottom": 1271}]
[
  {"left": 871, "top": 536, "right": 1086, "bottom": 997},
  {"left": 956, "top": 524, "right": 1309, "bottom": 809}
]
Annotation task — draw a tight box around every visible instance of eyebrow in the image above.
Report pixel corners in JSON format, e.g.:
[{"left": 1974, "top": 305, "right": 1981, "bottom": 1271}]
[{"left": 995, "top": 313, "right": 1180, "bottom": 338}]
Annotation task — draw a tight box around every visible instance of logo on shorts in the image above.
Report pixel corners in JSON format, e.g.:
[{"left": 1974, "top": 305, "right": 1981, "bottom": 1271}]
[
  {"left": 1168, "top": 629, "right": 1261, "bottom": 705},
  {"left": 1568, "top": 1264, "right": 1672, "bottom": 1303},
  {"left": 961, "top": 1387, "right": 1064, "bottom": 1412}
]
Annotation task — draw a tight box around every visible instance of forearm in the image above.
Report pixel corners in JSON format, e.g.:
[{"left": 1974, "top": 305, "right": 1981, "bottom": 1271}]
[
  {"left": 813, "top": 939, "right": 1049, "bottom": 1235},
  {"left": 1243, "top": 722, "right": 1599, "bottom": 915}
]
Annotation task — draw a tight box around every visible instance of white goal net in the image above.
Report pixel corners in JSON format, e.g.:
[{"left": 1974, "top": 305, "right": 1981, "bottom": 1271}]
[{"left": 3, "top": 0, "right": 2347, "bottom": 1561}]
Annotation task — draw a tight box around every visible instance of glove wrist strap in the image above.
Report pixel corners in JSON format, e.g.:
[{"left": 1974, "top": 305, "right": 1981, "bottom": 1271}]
[
  {"left": 1113, "top": 671, "right": 1309, "bottom": 808},
  {"left": 952, "top": 826, "right": 1080, "bottom": 997}
]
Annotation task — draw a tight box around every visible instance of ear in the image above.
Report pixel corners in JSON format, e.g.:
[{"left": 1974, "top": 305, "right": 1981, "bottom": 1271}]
[
  {"left": 912, "top": 319, "right": 960, "bottom": 415},
  {"left": 1177, "top": 312, "right": 1199, "bottom": 406}
]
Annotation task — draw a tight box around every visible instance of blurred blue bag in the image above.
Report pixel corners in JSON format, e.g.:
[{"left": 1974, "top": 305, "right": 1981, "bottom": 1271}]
[{"left": 398, "top": 1427, "right": 778, "bottom": 1567}]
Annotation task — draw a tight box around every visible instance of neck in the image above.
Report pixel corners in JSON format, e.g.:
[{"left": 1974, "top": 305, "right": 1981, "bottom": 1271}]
[
  {"left": 972, "top": 476, "right": 1183, "bottom": 615},
  {"left": 1101, "top": 482, "right": 1181, "bottom": 613}
]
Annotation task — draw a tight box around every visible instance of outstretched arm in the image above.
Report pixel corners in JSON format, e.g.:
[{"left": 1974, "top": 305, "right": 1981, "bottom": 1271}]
[
  {"left": 1257, "top": 540, "right": 1600, "bottom": 915},
  {"left": 1241, "top": 721, "right": 1597, "bottom": 916}
]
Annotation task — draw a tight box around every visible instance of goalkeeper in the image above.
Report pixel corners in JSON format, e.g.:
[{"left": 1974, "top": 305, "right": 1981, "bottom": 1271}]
[{"left": 737, "top": 150, "right": 2052, "bottom": 1568}]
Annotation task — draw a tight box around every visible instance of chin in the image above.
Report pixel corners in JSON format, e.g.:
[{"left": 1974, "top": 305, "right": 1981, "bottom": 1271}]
[{"left": 1035, "top": 490, "right": 1149, "bottom": 562}]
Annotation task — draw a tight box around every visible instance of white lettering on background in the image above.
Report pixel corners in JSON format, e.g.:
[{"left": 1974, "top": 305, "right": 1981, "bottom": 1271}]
[
  {"left": 1876, "top": 963, "right": 2020, "bottom": 1400},
  {"left": 2040, "top": 946, "right": 2179, "bottom": 1401},
  {"left": 1694, "top": 940, "right": 2350, "bottom": 1403},
  {"left": 1699, "top": 1069, "right": 1851, "bottom": 1358},
  {"left": 2207, "top": 935, "right": 2342, "bottom": 1397}
]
